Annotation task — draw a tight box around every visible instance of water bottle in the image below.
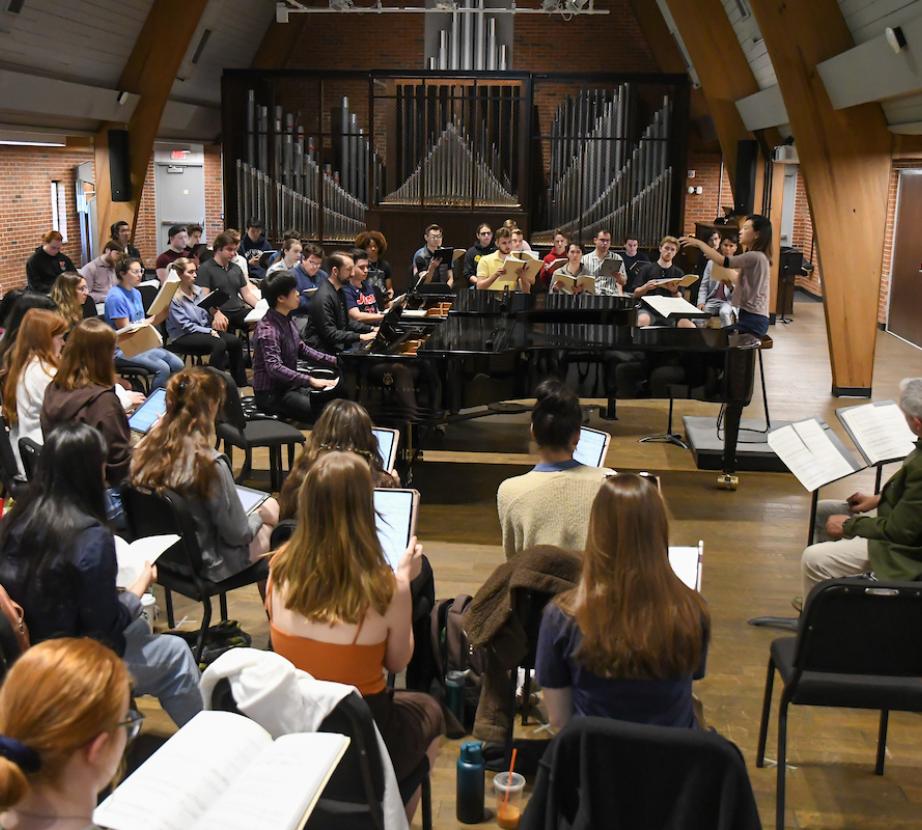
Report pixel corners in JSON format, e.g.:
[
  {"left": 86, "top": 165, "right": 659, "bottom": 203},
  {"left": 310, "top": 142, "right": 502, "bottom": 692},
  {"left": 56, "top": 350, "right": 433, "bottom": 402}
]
[
  {"left": 445, "top": 670, "right": 466, "bottom": 723},
  {"left": 456, "top": 740, "right": 485, "bottom": 824}
]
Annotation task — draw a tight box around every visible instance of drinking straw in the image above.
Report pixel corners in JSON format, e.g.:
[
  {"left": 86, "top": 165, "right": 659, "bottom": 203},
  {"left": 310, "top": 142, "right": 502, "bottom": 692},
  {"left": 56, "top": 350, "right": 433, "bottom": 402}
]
[{"left": 503, "top": 748, "right": 518, "bottom": 806}]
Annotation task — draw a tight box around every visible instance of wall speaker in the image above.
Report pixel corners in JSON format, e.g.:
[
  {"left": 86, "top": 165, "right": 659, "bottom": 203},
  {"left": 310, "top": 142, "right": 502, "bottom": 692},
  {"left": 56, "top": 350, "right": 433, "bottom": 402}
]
[
  {"left": 733, "top": 139, "right": 758, "bottom": 215},
  {"left": 108, "top": 129, "right": 132, "bottom": 202}
]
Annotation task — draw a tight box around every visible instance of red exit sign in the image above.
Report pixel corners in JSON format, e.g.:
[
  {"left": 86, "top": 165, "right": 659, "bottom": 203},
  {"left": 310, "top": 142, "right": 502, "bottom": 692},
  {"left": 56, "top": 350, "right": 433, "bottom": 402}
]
[{"left": 170, "top": 149, "right": 189, "bottom": 160}]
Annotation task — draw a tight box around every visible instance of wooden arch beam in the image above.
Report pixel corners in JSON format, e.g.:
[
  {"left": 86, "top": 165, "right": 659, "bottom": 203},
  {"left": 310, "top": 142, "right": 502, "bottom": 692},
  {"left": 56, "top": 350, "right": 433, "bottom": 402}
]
[
  {"left": 94, "top": 0, "right": 210, "bottom": 250},
  {"left": 749, "top": 0, "right": 891, "bottom": 395},
  {"left": 663, "top": 0, "right": 766, "bottom": 190}
]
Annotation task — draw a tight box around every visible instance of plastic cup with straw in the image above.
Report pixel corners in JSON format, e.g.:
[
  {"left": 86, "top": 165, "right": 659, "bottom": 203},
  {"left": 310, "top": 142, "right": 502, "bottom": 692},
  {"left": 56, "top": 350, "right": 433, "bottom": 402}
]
[{"left": 494, "top": 747, "right": 525, "bottom": 828}]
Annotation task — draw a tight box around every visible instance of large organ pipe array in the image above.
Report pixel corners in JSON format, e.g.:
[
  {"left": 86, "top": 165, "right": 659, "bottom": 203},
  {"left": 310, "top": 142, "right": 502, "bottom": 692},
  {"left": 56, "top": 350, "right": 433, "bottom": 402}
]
[
  {"left": 384, "top": 82, "right": 520, "bottom": 207},
  {"left": 535, "top": 85, "right": 673, "bottom": 247},
  {"left": 426, "top": 1, "right": 509, "bottom": 71},
  {"left": 236, "top": 90, "right": 380, "bottom": 241}
]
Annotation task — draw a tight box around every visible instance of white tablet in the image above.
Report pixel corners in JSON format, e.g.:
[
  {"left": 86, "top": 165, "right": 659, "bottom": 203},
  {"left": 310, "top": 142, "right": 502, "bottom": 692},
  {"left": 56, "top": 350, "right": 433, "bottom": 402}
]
[
  {"left": 668, "top": 542, "right": 703, "bottom": 591},
  {"left": 573, "top": 427, "right": 611, "bottom": 468},
  {"left": 235, "top": 484, "right": 269, "bottom": 515},
  {"left": 128, "top": 388, "right": 167, "bottom": 434},
  {"left": 372, "top": 427, "right": 400, "bottom": 471},
  {"left": 373, "top": 488, "right": 419, "bottom": 570}
]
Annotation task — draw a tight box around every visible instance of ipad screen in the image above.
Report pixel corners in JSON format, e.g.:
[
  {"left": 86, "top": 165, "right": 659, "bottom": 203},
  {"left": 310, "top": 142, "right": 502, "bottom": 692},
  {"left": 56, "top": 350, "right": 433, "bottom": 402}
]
[
  {"left": 128, "top": 388, "right": 167, "bottom": 434},
  {"left": 573, "top": 427, "right": 609, "bottom": 468},
  {"left": 374, "top": 489, "right": 416, "bottom": 570}
]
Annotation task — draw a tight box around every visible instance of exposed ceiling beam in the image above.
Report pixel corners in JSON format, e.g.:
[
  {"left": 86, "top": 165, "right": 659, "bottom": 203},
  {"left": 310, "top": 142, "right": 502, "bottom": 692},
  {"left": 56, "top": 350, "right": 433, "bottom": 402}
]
[
  {"left": 749, "top": 0, "right": 892, "bottom": 394},
  {"left": 0, "top": 69, "right": 139, "bottom": 124}
]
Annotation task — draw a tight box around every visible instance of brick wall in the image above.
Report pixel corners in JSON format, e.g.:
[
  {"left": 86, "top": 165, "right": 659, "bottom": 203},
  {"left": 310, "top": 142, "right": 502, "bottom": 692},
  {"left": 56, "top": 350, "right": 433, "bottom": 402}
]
[
  {"left": 133, "top": 158, "right": 157, "bottom": 265},
  {"left": 682, "top": 152, "right": 732, "bottom": 236},
  {"left": 203, "top": 144, "right": 224, "bottom": 240},
  {"left": 0, "top": 145, "right": 94, "bottom": 292},
  {"left": 790, "top": 171, "right": 821, "bottom": 295}
]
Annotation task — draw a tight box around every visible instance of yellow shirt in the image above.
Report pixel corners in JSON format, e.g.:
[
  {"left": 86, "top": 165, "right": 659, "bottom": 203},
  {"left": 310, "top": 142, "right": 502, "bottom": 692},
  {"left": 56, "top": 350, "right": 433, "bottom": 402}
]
[{"left": 476, "top": 250, "right": 510, "bottom": 280}]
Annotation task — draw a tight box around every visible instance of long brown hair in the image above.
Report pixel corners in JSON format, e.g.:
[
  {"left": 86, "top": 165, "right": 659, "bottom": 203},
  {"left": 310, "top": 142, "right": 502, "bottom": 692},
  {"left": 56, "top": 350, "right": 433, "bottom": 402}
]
[
  {"left": 53, "top": 318, "right": 116, "bottom": 390},
  {"left": 130, "top": 368, "right": 225, "bottom": 499},
  {"left": 49, "top": 272, "right": 85, "bottom": 330},
  {"left": 271, "top": 451, "right": 395, "bottom": 624},
  {"left": 558, "top": 474, "right": 709, "bottom": 679},
  {"left": 0, "top": 638, "right": 128, "bottom": 810},
  {"left": 279, "top": 399, "right": 392, "bottom": 520},
  {"left": 1, "top": 309, "right": 66, "bottom": 425}
]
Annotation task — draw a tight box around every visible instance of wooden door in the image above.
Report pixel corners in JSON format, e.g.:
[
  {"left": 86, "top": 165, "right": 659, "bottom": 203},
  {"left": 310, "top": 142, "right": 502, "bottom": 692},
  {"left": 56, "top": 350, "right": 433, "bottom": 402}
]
[{"left": 888, "top": 170, "right": 922, "bottom": 347}]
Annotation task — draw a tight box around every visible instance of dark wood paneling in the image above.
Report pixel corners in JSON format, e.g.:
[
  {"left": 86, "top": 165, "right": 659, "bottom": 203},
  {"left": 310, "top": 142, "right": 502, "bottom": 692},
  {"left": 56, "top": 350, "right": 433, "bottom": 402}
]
[{"left": 888, "top": 171, "right": 922, "bottom": 347}]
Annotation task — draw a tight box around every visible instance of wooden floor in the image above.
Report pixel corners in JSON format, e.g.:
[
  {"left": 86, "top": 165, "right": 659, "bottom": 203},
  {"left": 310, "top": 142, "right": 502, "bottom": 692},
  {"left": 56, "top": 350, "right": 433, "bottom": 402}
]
[{"left": 139, "top": 301, "right": 922, "bottom": 829}]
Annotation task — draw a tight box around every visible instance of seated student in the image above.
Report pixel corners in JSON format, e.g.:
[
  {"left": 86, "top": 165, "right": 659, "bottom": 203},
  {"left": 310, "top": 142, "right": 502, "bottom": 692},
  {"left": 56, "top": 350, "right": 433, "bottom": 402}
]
[
  {"left": 580, "top": 229, "right": 626, "bottom": 296},
  {"left": 111, "top": 218, "right": 143, "bottom": 265},
  {"left": 155, "top": 224, "right": 191, "bottom": 282},
  {"left": 187, "top": 222, "right": 203, "bottom": 250},
  {"left": 497, "top": 380, "right": 612, "bottom": 558},
  {"left": 630, "top": 236, "right": 696, "bottom": 328},
  {"left": 536, "top": 473, "right": 710, "bottom": 731},
  {"left": 475, "top": 227, "right": 534, "bottom": 293},
  {"left": 265, "top": 229, "right": 302, "bottom": 268},
  {"left": 307, "top": 252, "right": 375, "bottom": 354},
  {"left": 343, "top": 248, "right": 384, "bottom": 325},
  {"left": 41, "top": 319, "right": 132, "bottom": 487},
  {"left": 697, "top": 235, "right": 737, "bottom": 327},
  {"left": 252, "top": 271, "right": 338, "bottom": 422},
  {"left": 239, "top": 218, "right": 274, "bottom": 280},
  {"left": 130, "top": 368, "right": 279, "bottom": 581},
  {"left": 550, "top": 243, "right": 592, "bottom": 293},
  {"left": 26, "top": 231, "right": 76, "bottom": 295},
  {"left": 0, "top": 638, "right": 138, "bottom": 830},
  {"left": 50, "top": 272, "right": 92, "bottom": 332},
  {"left": 0, "top": 293, "right": 58, "bottom": 371},
  {"left": 166, "top": 257, "right": 247, "bottom": 388},
  {"left": 291, "top": 242, "right": 326, "bottom": 323},
  {"left": 198, "top": 232, "right": 261, "bottom": 333},
  {"left": 681, "top": 215, "right": 772, "bottom": 342},
  {"left": 541, "top": 230, "right": 570, "bottom": 290},
  {"left": 800, "top": 377, "right": 922, "bottom": 602},
  {"left": 355, "top": 230, "right": 393, "bottom": 304},
  {"left": 412, "top": 224, "right": 453, "bottom": 289},
  {"left": 0, "top": 422, "right": 202, "bottom": 726},
  {"left": 278, "top": 398, "right": 398, "bottom": 521},
  {"left": 462, "top": 223, "right": 496, "bottom": 287},
  {"left": 79, "top": 240, "right": 123, "bottom": 304},
  {"left": 266, "top": 236, "right": 302, "bottom": 277},
  {"left": 502, "top": 219, "right": 532, "bottom": 252},
  {"left": 104, "top": 255, "right": 183, "bottom": 391},
  {"left": 268, "top": 451, "right": 443, "bottom": 816},
  {"left": 620, "top": 234, "right": 650, "bottom": 279},
  {"left": 0, "top": 308, "right": 66, "bottom": 476}
]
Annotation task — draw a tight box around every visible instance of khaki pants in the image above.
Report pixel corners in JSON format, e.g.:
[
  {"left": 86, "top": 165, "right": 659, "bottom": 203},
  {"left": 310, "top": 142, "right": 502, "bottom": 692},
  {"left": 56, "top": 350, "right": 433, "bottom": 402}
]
[{"left": 801, "top": 500, "right": 871, "bottom": 598}]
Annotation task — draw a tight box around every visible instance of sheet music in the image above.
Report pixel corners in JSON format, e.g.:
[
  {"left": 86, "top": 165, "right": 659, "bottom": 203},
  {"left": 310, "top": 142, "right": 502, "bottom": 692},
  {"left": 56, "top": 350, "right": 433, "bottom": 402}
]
[
  {"left": 668, "top": 543, "right": 702, "bottom": 591},
  {"left": 839, "top": 402, "right": 916, "bottom": 466},
  {"left": 641, "top": 295, "right": 701, "bottom": 318},
  {"left": 767, "top": 419, "right": 857, "bottom": 492}
]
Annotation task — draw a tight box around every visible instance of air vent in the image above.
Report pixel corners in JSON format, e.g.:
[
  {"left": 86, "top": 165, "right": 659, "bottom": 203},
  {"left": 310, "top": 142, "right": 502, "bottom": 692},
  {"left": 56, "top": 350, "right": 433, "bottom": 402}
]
[
  {"left": 190, "top": 28, "right": 212, "bottom": 64},
  {"left": 734, "top": 0, "right": 751, "bottom": 20}
]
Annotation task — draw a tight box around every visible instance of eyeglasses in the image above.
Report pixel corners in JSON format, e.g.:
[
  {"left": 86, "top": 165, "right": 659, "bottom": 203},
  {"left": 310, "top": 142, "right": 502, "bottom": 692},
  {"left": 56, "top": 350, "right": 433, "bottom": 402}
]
[{"left": 116, "top": 709, "right": 145, "bottom": 742}]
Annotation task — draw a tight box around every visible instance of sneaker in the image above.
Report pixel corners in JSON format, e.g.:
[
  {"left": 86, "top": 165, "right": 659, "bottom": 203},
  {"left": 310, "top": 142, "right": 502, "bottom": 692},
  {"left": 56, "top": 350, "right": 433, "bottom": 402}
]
[{"left": 791, "top": 595, "right": 803, "bottom": 614}]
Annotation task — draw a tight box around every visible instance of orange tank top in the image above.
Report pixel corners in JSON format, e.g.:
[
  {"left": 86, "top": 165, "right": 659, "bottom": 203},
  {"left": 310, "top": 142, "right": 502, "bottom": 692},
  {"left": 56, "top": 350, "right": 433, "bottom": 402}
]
[{"left": 267, "top": 581, "right": 387, "bottom": 697}]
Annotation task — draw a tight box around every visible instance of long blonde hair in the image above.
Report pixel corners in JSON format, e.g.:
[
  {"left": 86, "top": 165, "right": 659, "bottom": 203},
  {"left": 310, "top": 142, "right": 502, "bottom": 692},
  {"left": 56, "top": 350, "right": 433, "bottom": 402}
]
[
  {"left": 271, "top": 451, "right": 395, "bottom": 623},
  {"left": 49, "top": 272, "right": 85, "bottom": 330},
  {"left": 558, "top": 474, "right": 709, "bottom": 679},
  {"left": 0, "top": 638, "right": 128, "bottom": 810},
  {"left": 0, "top": 309, "right": 66, "bottom": 425},
  {"left": 130, "top": 368, "right": 225, "bottom": 499}
]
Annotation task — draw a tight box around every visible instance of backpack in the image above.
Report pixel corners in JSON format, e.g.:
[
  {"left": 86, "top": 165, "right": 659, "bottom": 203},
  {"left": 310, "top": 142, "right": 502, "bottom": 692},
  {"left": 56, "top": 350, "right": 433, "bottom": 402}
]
[
  {"left": 430, "top": 594, "right": 486, "bottom": 737},
  {"left": 0, "top": 584, "right": 29, "bottom": 656}
]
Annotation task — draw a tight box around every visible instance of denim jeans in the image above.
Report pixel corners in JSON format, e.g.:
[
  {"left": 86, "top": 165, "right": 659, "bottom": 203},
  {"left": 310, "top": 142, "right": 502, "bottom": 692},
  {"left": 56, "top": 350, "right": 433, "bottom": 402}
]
[
  {"left": 122, "top": 617, "right": 202, "bottom": 727},
  {"left": 117, "top": 348, "right": 183, "bottom": 391}
]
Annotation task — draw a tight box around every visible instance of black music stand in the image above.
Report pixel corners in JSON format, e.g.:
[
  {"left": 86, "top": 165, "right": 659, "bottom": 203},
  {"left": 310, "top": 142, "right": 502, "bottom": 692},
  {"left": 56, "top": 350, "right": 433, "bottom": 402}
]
[{"left": 639, "top": 384, "right": 688, "bottom": 449}]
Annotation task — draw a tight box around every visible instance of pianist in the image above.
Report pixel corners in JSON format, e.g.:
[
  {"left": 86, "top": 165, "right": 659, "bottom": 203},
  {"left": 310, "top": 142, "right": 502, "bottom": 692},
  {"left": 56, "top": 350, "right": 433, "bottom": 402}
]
[
  {"left": 343, "top": 248, "right": 385, "bottom": 325},
  {"left": 800, "top": 377, "right": 922, "bottom": 599},
  {"left": 306, "top": 252, "right": 377, "bottom": 354},
  {"left": 580, "top": 229, "right": 626, "bottom": 296},
  {"left": 252, "top": 271, "right": 338, "bottom": 422},
  {"left": 412, "top": 224, "right": 453, "bottom": 289}
]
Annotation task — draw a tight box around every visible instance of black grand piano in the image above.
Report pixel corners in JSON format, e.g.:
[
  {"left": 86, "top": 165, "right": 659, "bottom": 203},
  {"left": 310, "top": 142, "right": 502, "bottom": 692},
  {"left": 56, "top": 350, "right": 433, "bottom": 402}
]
[{"left": 338, "top": 289, "right": 760, "bottom": 487}]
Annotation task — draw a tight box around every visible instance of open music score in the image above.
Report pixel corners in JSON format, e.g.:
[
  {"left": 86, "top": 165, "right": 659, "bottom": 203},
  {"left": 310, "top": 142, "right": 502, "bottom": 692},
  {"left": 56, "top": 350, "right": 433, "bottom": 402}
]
[
  {"left": 640, "top": 295, "right": 707, "bottom": 320},
  {"left": 836, "top": 401, "right": 916, "bottom": 467},
  {"left": 767, "top": 418, "right": 864, "bottom": 492}
]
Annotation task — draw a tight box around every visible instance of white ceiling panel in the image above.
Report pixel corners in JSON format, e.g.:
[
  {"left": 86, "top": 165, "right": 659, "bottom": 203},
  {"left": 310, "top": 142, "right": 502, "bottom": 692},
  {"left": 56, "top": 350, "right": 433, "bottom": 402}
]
[{"left": 839, "top": 0, "right": 922, "bottom": 44}]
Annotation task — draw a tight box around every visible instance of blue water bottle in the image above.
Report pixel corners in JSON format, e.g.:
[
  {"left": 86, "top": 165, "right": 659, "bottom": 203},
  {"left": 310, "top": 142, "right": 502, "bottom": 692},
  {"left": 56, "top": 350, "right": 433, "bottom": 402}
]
[{"left": 456, "top": 740, "right": 485, "bottom": 824}]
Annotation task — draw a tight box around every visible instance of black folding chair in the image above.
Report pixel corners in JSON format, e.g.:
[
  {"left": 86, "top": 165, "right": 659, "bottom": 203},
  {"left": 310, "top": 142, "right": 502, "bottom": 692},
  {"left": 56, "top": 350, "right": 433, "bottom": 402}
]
[
  {"left": 0, "top": 415, "right": 27, "bottom": 500},
  {"left": 210, "top": 677, "right": 432, "bottom": 830},
  {"left": 269, "top": 519, "right": 296, "bottom": 551},
  {"left": 756, "top": 578, "right": 922, "bottom": 830},
  {"left": 121, "top": 483, "right": 267, "bottom": 662}
]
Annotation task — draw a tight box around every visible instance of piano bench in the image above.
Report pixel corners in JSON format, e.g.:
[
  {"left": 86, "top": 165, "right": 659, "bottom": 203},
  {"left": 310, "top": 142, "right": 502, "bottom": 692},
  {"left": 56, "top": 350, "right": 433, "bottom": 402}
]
[{"left": 760, "top": 335, "right": 774, "bottom": 350}]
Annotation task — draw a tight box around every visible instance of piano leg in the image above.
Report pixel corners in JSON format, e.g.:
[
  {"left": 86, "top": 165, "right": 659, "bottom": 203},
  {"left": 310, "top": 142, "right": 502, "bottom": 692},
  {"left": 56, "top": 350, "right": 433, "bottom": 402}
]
[
  {"left": 718, "top": 400, "right": 742, "bottom": 490},
  {"left": 602, "top": 396, "right": 618, "bottom": 420}
]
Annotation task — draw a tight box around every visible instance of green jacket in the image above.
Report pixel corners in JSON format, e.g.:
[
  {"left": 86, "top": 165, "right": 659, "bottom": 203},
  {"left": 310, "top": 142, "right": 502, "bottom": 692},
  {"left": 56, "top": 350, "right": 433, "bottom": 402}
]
[{"left": 844, "top": 439, "right": 922, "bottom": 581}]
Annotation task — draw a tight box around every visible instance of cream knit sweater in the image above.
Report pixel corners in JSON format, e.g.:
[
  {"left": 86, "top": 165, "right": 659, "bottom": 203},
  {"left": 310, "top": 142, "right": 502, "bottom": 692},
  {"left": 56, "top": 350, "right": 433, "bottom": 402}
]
[{"left": 497, "top": 465, "right": 613, "bottom": 559}]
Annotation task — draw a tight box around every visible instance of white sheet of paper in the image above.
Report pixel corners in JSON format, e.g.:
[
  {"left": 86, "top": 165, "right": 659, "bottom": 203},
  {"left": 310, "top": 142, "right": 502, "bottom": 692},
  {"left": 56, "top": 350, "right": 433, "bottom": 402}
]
[
  {"left": 767, "top": 420, "right": 855, "bottom": 492},
  {"left": 115, "top": 534, "right": 180, "bottom": 588},
  {"left": 245, "top": 298, "right": 269, "bottom": 324},
  {"left": 641, "top": 295, "right": 701, "bottom": 318},
  {"left": 839, "top": 402, "right": 916, "bottom": 466},
  {"left": 669, "top": 544, "right": 702, "bottom": 591}
]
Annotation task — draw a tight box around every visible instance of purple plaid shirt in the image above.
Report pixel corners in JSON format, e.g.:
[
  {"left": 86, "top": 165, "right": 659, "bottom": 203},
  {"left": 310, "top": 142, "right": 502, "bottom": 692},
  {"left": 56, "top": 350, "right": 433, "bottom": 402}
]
[{"left": 252, "top": 308, "right": 336, "bottom": 393}]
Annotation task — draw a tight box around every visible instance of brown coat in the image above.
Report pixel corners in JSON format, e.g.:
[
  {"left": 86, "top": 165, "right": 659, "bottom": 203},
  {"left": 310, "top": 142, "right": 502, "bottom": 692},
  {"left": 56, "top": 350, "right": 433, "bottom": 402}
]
[{"left": 41, "top": 384, "right": 131, "bottom": 485}]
